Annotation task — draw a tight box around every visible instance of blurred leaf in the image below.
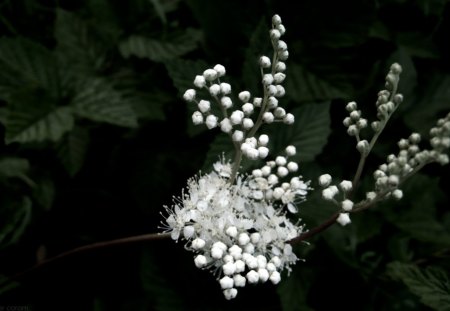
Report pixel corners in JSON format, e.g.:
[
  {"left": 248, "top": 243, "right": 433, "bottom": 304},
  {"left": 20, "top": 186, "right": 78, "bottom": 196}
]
[
  {"left": 397, "top": 32, "right": 441, "bottom": 59},
  {"left": 57, "top": 127, "right": 90, "bottom": 176},
  {"left": 272, "top": 102, "right": 331, "bottom": 162},
  {"left": 33, "top": 177, "right": 55, "bottom": 210},
  {"left": 0, "top": 157, "right": 30, "bottom": 179},
  {"left": 119, "top": 29, "right": 202, "bottom": 62},
  {"left": 286, "top": 64, "right": 346, "bottom": 103},
  {"left": 404, "top": 74, "right": 450, "bottom": 133},
  {"left": 141, "top": 248, "right": 184, "bottom": 311},
  {"left": 0, "top": 37, "right": 59, "bottom": 100},
  {"left": 130, "top": 92, "right": 167, "bottom": 121},
  {"left": 0, "top": 275, "right": 19, "bottom": 295},
  {"left": 54, "top": 9, "right": 107, "bottom": 74},
  {"left": 149, "top": 0, "right": 167, "bottom": 25},
  {"left": 165, "top": 58, "right": 207, "bottom": 95},
  {"left": 383, "top": 174, "right": 450, "bottom": 246},
  {"left": 242, "top": 17, "right": 271, "bottom": 95},
  {"left": 72, "top": 79, "right": 138, "bottom": 127},
  {"left": 387, "top": 262, "right": 450, "bottom": 311},
  {"left": 0, "top": 196, "right": 32, "bottom": 249},
  {"left": 3, "top": 105, "right": 74, "bottom": 144},
  {"left": 202, "top": 133, "right": 234, "bottom": 172},
  {"left": 278, "top": 268, "right": 313, "bottom": 311},
  {"left": 415, "top": 0, "right": 448, "bottom": 17}
]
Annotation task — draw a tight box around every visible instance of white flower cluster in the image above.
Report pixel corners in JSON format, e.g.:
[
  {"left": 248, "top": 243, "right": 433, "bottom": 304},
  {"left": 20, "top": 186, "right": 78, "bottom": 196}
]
[
  {"left": 161, "top": 160, "right": 309, "bottom": 299},
  {"left": 163, "top": 14, "right": 312, "bottom": 300},
  {"left": 373, "top": 112, "right": 450, "bottom": 198},
  {"left": 317, "top": 174, "right": 354, "bottom": 226},
  {"left": 182, "top": 14, "right": 293, "bottom": 161}
]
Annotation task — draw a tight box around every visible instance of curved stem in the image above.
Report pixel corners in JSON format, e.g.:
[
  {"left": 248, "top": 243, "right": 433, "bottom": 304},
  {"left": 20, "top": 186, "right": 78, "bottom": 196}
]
[{"left": 6, "top": 233, "right": 170, "bottom": 283}]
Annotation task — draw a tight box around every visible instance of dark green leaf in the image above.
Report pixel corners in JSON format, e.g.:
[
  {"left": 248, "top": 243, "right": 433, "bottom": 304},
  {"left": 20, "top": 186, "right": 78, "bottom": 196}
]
[
  {"left": 4, "top": 105, "right": 74, "bottom": 144},
  {"left": 286, "top": 64, "right": 346, "bottom": 103},
  {"left": 0, "top": 196, "right": 32, "bottom": 249},
  {"left": 0, "top": 157, "right": 29, "bottom": 179},
  {"left": 57, "top": 127, "right": 90, "bottom": 176},
  {"left": 0, "top": 37, "right": 59, "bottom": 100},
  {"left": 72, "top": 79, "right": 138, "bottom": 127},
  {"left": 387, "top": 262, "right": 450, "bottom": 311},
  {"left": 141, "top": 248, "right": 184, "bottom": 311},
  {"left": 278, "top": 268, "right": 313, "bottom": 311},
  {"left": 119, "top": 29, "right": 202, "bottom": 62},
  {"left": 164, "top": 58, "right": 207, "bottom": 95},
  {"left": 272, "top": 102, "right": 331, "bottom": 162}
]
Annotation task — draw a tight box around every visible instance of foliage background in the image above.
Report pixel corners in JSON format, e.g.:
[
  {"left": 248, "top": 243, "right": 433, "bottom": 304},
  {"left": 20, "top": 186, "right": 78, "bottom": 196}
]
[{"left": 1, "top": 0, "right": 450, "bottom": 310}]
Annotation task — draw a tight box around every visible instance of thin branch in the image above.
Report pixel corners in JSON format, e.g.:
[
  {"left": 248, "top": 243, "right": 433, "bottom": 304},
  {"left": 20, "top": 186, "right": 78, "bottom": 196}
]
[{"left": 6, "top": 233, "right": 171, "bottom": 283}]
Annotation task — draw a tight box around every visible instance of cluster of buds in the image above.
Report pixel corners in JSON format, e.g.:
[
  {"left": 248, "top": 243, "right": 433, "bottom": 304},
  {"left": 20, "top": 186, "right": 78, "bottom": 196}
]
[
  {"left": 182, "top": 14, "right": 293, "bottom": 162},
  {"left": 317, "top": 174, "right": 354, "bottom": 226},
  {"left": 373, "top": 112, "right": 450, "bottom": 199}
]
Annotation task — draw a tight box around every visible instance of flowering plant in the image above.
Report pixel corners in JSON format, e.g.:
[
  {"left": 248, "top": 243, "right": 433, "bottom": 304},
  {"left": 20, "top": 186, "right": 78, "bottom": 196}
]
[{"left": 161, "top": 14, "right": 450, "bottom": 300}]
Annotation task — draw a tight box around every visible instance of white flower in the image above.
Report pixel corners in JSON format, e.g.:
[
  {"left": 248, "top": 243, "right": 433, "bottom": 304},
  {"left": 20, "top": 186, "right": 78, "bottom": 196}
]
[
  {"left": 336, "top": 213, "right": 351, "bottom": 226},
  {"left": 183, "top": 89, "right": 196, "bottom": 102}
]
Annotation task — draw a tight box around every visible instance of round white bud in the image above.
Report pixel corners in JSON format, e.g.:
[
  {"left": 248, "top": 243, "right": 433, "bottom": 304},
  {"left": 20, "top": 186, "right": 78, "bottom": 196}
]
[
  {"left": 275, "top": 156, "right": 287, "bottom": 166},
  {"left": 222, "top": 262, "right": 237, "bottom": 276},
  {"left": 238, "top": 233, "right": 250, "bottom": 245},
  {"left": 285, "top": 145, "right": 296, "bottom": 156},
  {"left": 198, "top": 100, "right": 210, "bottom": 113},
  {"left": 259, "top": 56, "right": 271, "bottom": 68},
  {"left": 192, "top": 111, "right": 203, "bottom": 125},
  {"left": 283, "top": 113, "right": 295, "bottom": 124},
  {"left": 213, "top": 64, "right": 226, "bottom": 77},
  {"left": 232, "top": 130, "right": 244, "bottom": 142},
  {"left": 318, "top": 174, "right": 332, "bottom": 187},
  {"left": 287, "top": 162, "right": 298, "bottom": 172},
  {"left": 263, "top": 112, "right": 275, "bottom": 123},
  {"left": 194, "top": 255, "right": 207, "bottom": 268},
  {"left": 267, "top": 174, "right": 279, "bottom": 185},
  {"left": 243, "top": 118, "right": 254, "bottom": 129},
  {"left": 183, "top": 225, "right": 195, "bottom": 238},
  {"left": 274, "top": 107, "right": 286, "bottom": 118},
  {"left": 336, "top": 213, "right": 351, "bottom": 226},
  {"left": 234, "top": 274, "right": 246, "bottom": 287},
  {"left": 226, "top": 226, "right": 238, "bottom": 238},
  {"left": 223, "top": 288, "right": 238, "bottom": 300},
  {"left": 263, "top": 74, "right": 274, "bottom": 86},
  {"left": 339, "top": 180, "right": 353, "bottom": 192},
  {"left": 183, "top": 89, "right": 196, "bottom": 102},
  {"left": 276, "top": 85, "right": 286, "bottom": 97},
  {"left": 192, "top": 238, "right": 206, "bottom": 250},
  {"left": 273, "top": 187, "right": 285, "bottom": 199},
  {"left": 193, "top": 75, "right": 206, "bottom": 88},
  {"left": 267, "top": 85, "right": 277, "bottom": 96},
  {"left": 238, "top": 91, "right": 251, "bottom": 102},
  {"left": 258, "top": 134, "right": 269, "bottom": 146},
  {"left": 209, "top": 84, "right": 220, "bottom": 96},
  {"left": 253, "top": 97, "right": 262, "bottom": 107},
  {"left": 277, "top": 166, "right": 289, "bottom": 177},
  {"left": 246, "top": 270, "right": 259, "bottom": 284},
  {"left": 272, "top": 14, "right": 282, "bottom": 26},
  {"left": 346, "top": 101, "right": 357, "bottom": 111},
  {"left": 203, "top": 69, "right": 218, "bottom": 81},
  {"left": 270, "top": 29, "right": 281, "bottom": 40},
  {"left": 230, "top": 110, "right": 244, "bottom": 125},
  {"left": 220, "top": 118, "right": 233, "bottom": 133},
  {"left": 270, "top": 271, "right": 281, "bottom": 284},
  {"left": 258, "top": 146, "right": 269, "bottom": 159},
  {"left": 219, "top": 276, "right": 234, "bottom": 289},
  {"left": 274, "top": 72, "right": 286, "bottom": 84},
  {"left": 278, "top": 24, "right": 286, "bottom": 35},
  {"left": 341, "top": 199, "right": 354, "bottom": 211},
  {"left": 268, "top": 96, "right": 278, "bottom": 109},
  {"left": 258, "top": 268, "right": 270, "bottom": 282},
  {"left": 275, "top": 62, "right": 286, "bottom": 72},
  {"left": 221, "top": 96, "right": 233, "bottom": 109},
  {"left": 261, "top": 165, "right": 271, "bottom": 176},
  {"left": 279, "top": 50, "right": 289, "bottom": 61},
  {"left": 205, "top": 115, "right": 218, "bottom": 129},
  {"left": 392, "top": 189, "right": 403, "bottom": 200},
  {"left": 220, "top": 82, "right": 232, "bottom": 95},
  {"left": 277, "top": 40, "right": 287, "bottom": 51},
  {"left": 242, "top": 103, "right": 254, "bottom": 115}
]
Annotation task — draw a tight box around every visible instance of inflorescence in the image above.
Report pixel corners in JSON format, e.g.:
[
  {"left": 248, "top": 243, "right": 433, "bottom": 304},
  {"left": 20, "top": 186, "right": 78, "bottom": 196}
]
[{"left": 162, "top": 15, "right": 311, "bottom": 299}]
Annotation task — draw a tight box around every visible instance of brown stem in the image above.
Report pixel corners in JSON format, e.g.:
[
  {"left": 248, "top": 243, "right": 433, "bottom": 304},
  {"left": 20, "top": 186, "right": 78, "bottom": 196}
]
[
  {"left": 288, "top": 212, "right": 340, "bottom": 244},
  {"left": 6, "top": 233, "right": 171, "bottom": 284}
]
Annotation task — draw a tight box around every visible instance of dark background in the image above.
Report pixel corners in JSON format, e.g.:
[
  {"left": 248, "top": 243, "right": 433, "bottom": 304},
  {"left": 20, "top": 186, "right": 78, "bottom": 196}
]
[{"left": 1, "top": 0, "right": 450, "bottom": 310}]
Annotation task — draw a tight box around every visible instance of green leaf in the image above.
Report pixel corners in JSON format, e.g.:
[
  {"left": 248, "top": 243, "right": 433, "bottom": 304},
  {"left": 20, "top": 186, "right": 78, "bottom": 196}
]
[
  {"left": 0, "top": 37, "right": 59, "bottom": 100},
  {"left": 57, "top": 127, "right": 90, "bottom": 176},
  {"left": 286, "top": 63, "right": 346, "bottom": 103},
  {"left": 4, "top": 104, "right": 74, "bottom": 144},
  {"left": 0, "top": 157, "right": 30, "bottom": 179},
  {"left": 0, "top": 275, "right": 19, "bottom": 296},
  {"left": 272, "top": 102, "right": 331, "bottom": 162},
  {"left": 278, "top": 268, "right": 313, "bottom": 311},
  {"left": 387, "top": 262, "right": 450, "bottom": 311},
  {"left": 72, "top": 79, "right": 138, "bottom": 128},
  {"left": 242, "top": 17, "right": 271, "bottom": 95},
  {"left": 165, "top": 58, "right": 207, "bottom": 95},
  {"left": 130, "top": 92, "right": 168, "bottom": 121},
  {"left": 404, "top": 74, "right": 450, "bottom": 133},
  {"left": 119, "top": 29, "right": 202, "bottom": 62},
  {"left": 33, "top": 177, "right": 55, "bottom": 211},
  {"left": 141, "top": 248, "right": 184, "bottom": 311},
  {"left": 202, "top": 133, "right": 234, "bottom": 172},
  {"left": 54, "top": 9, "right": 107, "bottom": 74},
  {"left": 0, "top": 196, "right": 32, "bottom": 249}
]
